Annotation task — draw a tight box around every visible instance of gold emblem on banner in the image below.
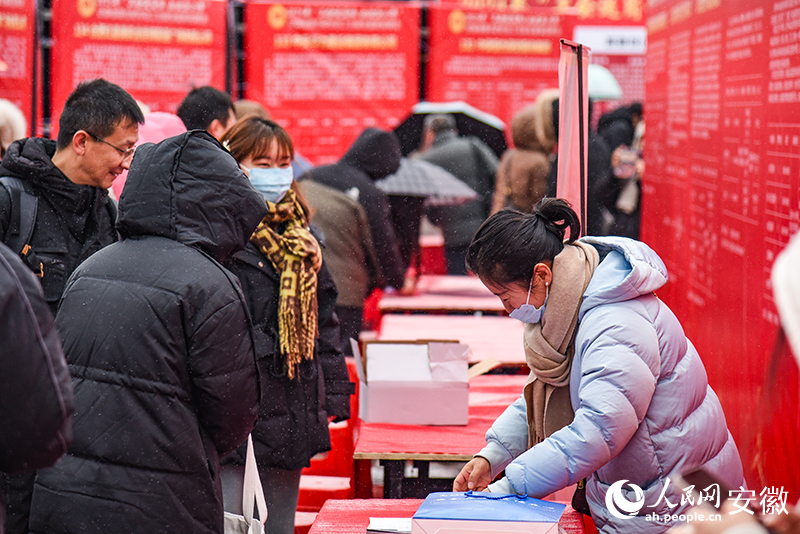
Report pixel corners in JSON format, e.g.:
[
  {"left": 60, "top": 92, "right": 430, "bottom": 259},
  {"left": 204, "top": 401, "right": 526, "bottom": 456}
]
[
  {"left": 77, "top": 0, "right": 96, "bottom": 18},
  {"left": 448, "top": 9, "right": 466, "bottom": 34},
  {"left": 268, "top": 5, "right": 287, "bottom": 30}
]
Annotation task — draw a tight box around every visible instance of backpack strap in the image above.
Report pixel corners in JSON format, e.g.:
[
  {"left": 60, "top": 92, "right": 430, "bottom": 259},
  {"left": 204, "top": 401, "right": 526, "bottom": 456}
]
[{"left": 0, "top": 177, "right": 43, "bottom": 277}]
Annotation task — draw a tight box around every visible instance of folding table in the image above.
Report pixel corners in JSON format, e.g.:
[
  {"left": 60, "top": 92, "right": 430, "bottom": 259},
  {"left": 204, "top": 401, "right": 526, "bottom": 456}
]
[
  {"left": 377, "top": 314, "right": 526, "bottom": 366},
  {"left": 353, "top": 374, "right": 528, "bottom": 499},
  {"left": 307, "top": 498, "right": 590, "bottom": 534},
  {"left": 378, "top": 274, "right": 506, "bottom": 315}
]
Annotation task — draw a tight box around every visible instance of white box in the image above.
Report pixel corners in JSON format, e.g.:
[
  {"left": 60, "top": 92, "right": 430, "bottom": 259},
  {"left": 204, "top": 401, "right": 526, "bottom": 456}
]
[{"left": 352, "top": 339, "right": 470, "bottom": 426}]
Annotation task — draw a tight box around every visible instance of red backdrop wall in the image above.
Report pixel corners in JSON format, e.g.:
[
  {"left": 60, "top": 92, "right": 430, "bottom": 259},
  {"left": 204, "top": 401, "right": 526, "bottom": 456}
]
[
  {"left": 243, "top": 1, "right": 422, "bottom": 166},
  {"left": 642, "top": 0, "right": 800, "bottom": 501},
  {"left": 0, "top": 0, "right": 35, "bottom": 136},
  {"left": 48, "top": 0, "right": 228, "bottom": 137},
  {"left": 426, "top": 0, "right": 647, "bottom": 144}
]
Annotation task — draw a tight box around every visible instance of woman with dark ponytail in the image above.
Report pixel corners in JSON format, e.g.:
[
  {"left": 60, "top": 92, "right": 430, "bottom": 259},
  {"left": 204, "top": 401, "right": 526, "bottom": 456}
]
[{"left": 454, "top": 198, "right": 744, "bottom": 533}]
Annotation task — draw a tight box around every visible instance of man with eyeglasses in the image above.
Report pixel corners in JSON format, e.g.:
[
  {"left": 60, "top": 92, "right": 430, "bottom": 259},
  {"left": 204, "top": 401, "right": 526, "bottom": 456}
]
[
  {"left": 0, "top": 78, "right": 143, "bottom": 534},
  {"left": 0, "top": 78, "right": 143, "bottom": 314}
]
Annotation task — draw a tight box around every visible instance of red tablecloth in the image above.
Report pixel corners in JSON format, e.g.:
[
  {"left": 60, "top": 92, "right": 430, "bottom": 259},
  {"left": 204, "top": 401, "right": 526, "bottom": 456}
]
[
  {"left": 307, "top": 499, "right": 589, "bottom": 534},
  {"left": 354, "top": 374, "right": 527, "bottom": 461},
  {"left": 377, "top": 315, "right": 526, "bottom": 366}
]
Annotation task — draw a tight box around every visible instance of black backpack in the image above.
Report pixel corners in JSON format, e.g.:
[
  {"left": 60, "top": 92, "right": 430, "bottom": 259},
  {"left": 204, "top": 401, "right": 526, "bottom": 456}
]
[
  {"left": 0, "top": 177, "right": 43, "bottom": 276},
  {"left": 1, "top": 176, "right": 119, "bottom": 277}
]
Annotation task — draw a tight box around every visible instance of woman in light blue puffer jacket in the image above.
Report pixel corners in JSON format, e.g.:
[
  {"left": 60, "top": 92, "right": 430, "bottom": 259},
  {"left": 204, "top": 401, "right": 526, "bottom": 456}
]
[{"left": 454, "top": 198, "right": 744, "bottom": 533}]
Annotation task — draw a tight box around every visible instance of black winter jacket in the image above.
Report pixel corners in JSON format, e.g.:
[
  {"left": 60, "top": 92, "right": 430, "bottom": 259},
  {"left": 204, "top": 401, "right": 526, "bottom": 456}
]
[
  {"left": 597, "top": 106, "right": 635, "bottom": 150},
  {"left": 0, "top": 138, "right": 117, "bottom": 315},
  {"left": 224, "top": 231, "right": 353, "bottom": 471},
  {"left": 0, "top": 242, "right": 74, "bottom": 525},
  {"left": 28, "top": 131, "right": 268, "bottom": 534},
  {"left": 303, "top": 128, "right": 405, "bottom": 290}
]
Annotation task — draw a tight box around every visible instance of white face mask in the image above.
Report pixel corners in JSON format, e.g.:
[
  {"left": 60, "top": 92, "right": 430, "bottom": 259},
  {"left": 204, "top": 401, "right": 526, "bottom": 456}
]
[
  {"left": 247, "top": 166, "right": 294, "bottom": 203},
  {"left": 508, "top": 276, "right": 549, "bottom": 324}
]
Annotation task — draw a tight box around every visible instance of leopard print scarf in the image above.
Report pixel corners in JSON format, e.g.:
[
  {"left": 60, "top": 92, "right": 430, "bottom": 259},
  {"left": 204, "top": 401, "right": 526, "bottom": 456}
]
[{"left": 249, "top": 189, "right": 322, "bottom": 379}]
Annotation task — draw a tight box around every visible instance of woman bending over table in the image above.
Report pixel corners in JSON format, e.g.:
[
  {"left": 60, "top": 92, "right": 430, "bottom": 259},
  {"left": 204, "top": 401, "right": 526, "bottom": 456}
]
[{"left": 453, "top": 198, "right": 744, "bottom": 533}]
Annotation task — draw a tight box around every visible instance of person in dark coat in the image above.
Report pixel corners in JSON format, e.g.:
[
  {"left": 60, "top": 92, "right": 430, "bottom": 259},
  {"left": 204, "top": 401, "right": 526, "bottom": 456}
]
[
  {"left": 27, "top": 131, "right": 268, "bottom": 534},
  {"left": 546, "top": 98, "right": 618, "bottom": 237},
  {"left": 0, "top": 79, "right": 143, "bottom": 316},
  {"left": 417, "top": 115, "right": 499, "bottom": 275},
  {"left": 0, "top": 79, "right": 142, "bottom": 534},
  {"left": 596, "top": 102, "right": 643, "bottom": 239},
  {"left": 302, "top": 128, "right": 404, "bottom": 352},
  {"left": 219, "top": 117, "right": 353, "bottom": 534},
  {"left": 596, "top": 102, "right": 641, "bottom": 152},
  {"left": 0, "top": 242, "right": 74, "bottom": 533}
]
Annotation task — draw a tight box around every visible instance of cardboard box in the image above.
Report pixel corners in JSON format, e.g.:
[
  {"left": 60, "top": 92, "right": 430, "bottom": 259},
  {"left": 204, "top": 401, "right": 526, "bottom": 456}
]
[
  {"left": 411, "top": 491, "right": 565, "bottom": 534},
  {"left": 351, "top": 339, "right": 470, "bottom": 426}
]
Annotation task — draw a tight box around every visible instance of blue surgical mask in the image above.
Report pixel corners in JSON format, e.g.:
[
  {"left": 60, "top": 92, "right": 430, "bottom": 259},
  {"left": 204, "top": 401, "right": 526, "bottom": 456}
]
[
  {"left": 247, "top": 166, "right": 294, "bottom": 203},
  {"left": 509, "top": 276, "right": 549, "bottom": 324}
]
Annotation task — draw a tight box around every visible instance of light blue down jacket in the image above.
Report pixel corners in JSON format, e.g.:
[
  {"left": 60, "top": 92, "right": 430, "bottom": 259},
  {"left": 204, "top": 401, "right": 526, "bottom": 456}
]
[{"left": 478, "top": 236, "right": 744, "bottom": 533}]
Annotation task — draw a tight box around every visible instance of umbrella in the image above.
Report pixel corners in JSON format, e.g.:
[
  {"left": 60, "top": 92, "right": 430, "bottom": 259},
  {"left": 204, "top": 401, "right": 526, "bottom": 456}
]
[
  {"left": 588, "top": 64, "right": 623, "bottom": 101},
  {"left": 375, "top": 158, "right": 478, "bottom": 205},
  {"left": 393, "top": 101, "right": 507, "bottom": 159}
]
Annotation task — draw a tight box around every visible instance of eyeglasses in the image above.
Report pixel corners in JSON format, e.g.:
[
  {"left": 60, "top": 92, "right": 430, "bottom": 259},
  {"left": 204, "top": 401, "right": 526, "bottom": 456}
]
[{"left": 85, "top": 130, "right": 136, "bottom": 161}]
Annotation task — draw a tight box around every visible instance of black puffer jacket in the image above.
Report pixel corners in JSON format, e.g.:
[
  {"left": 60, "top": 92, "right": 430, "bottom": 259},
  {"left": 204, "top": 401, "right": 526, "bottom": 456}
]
[
  {"left": 224, "top": 230, "right": 353, "bottom": 471},
  {"left": 0, "top": 242, "right": 74, "bottom": 526},
  {"left": 0, "top": 138, "right": 117, "bottom": 315},
  {"left": 304, "top": 128, "right": 405, "bottom": 290},
  {"left": 28, "top": 131, "right": 268, "bottom": 534}
]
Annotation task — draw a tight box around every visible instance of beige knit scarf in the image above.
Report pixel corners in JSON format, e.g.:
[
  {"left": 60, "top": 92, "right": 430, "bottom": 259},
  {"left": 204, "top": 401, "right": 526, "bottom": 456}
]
[{"left": 523, "top": 241, "right": 599, "bottom": 448}]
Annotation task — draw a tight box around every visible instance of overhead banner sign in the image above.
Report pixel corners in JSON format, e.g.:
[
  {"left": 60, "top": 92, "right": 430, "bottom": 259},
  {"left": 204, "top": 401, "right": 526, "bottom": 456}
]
[
  {"left": 244, "top": 1, "right": 421, "bottom": 166},
  {"left": 642, "top": 0, "right": 800, "bottom": 499},
  {"left": 0, "top": 0, "right": 35, "bottom": 135},
  {"left": 49, "top": 0, "right": 228, "bottom": 134},
  {"left": 426, "top": 0, "right": 645, "bottom": 132}
]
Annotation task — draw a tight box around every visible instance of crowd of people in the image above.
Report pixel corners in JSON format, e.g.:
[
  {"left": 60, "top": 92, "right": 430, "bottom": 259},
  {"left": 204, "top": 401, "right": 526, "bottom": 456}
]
[{"left": 0, "top": 78, "right": 796, "bottom": 534}]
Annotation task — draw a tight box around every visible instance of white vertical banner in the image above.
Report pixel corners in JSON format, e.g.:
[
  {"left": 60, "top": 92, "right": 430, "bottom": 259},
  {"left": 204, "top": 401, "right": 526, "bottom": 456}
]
[{"left": 557, "top": 39, "right": 590, "bottom": 237}]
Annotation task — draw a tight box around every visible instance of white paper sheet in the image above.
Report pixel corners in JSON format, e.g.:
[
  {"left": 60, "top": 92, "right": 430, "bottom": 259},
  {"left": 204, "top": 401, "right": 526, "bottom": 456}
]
[{"left": 366, "top": 517, "right": 413, "bottom": 533}]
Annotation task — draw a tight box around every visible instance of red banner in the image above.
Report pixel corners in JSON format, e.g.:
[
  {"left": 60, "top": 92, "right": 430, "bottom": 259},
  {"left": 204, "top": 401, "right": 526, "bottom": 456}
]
[
  {"left": 49, "top": 0, "right": 228, "bottom": 135},
  {"left": 426, "top": 0, "right": 645, "bottom": 138},
  {"left": 243, "top": 1, "right": 421, "bottom": 166},
  {"left": 0, "top": 0, "right": 35, "bottom": 136},
  {"left": 426, "top": 4, "right": 562, "bottom": 130},
  {"left": 642, "top": 0, "right": 800, "bottom": 499}
]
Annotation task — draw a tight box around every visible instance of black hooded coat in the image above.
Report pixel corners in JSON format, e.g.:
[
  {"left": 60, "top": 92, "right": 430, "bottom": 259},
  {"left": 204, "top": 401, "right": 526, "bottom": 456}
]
[
  {"left": 596, "top": 106, "right": 635, "bottom": 151},
  {"left": 0, "top": 138, "right": 118, "bottom": 315},
  {"left": 28, "top": 131, "right": 268, "bottom": 534},
  {"left": 303, "top": 128, "right": 405, "bottom": 290}
]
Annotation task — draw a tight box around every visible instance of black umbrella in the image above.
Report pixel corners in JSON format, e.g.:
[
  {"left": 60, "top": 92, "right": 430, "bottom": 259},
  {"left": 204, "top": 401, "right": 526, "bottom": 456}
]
[
  {"left": 376, "top": 158, "right": 478, "bottom": 205},
  {"left": 393, "top": 101, "right": 507, "bottom": 159}
]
